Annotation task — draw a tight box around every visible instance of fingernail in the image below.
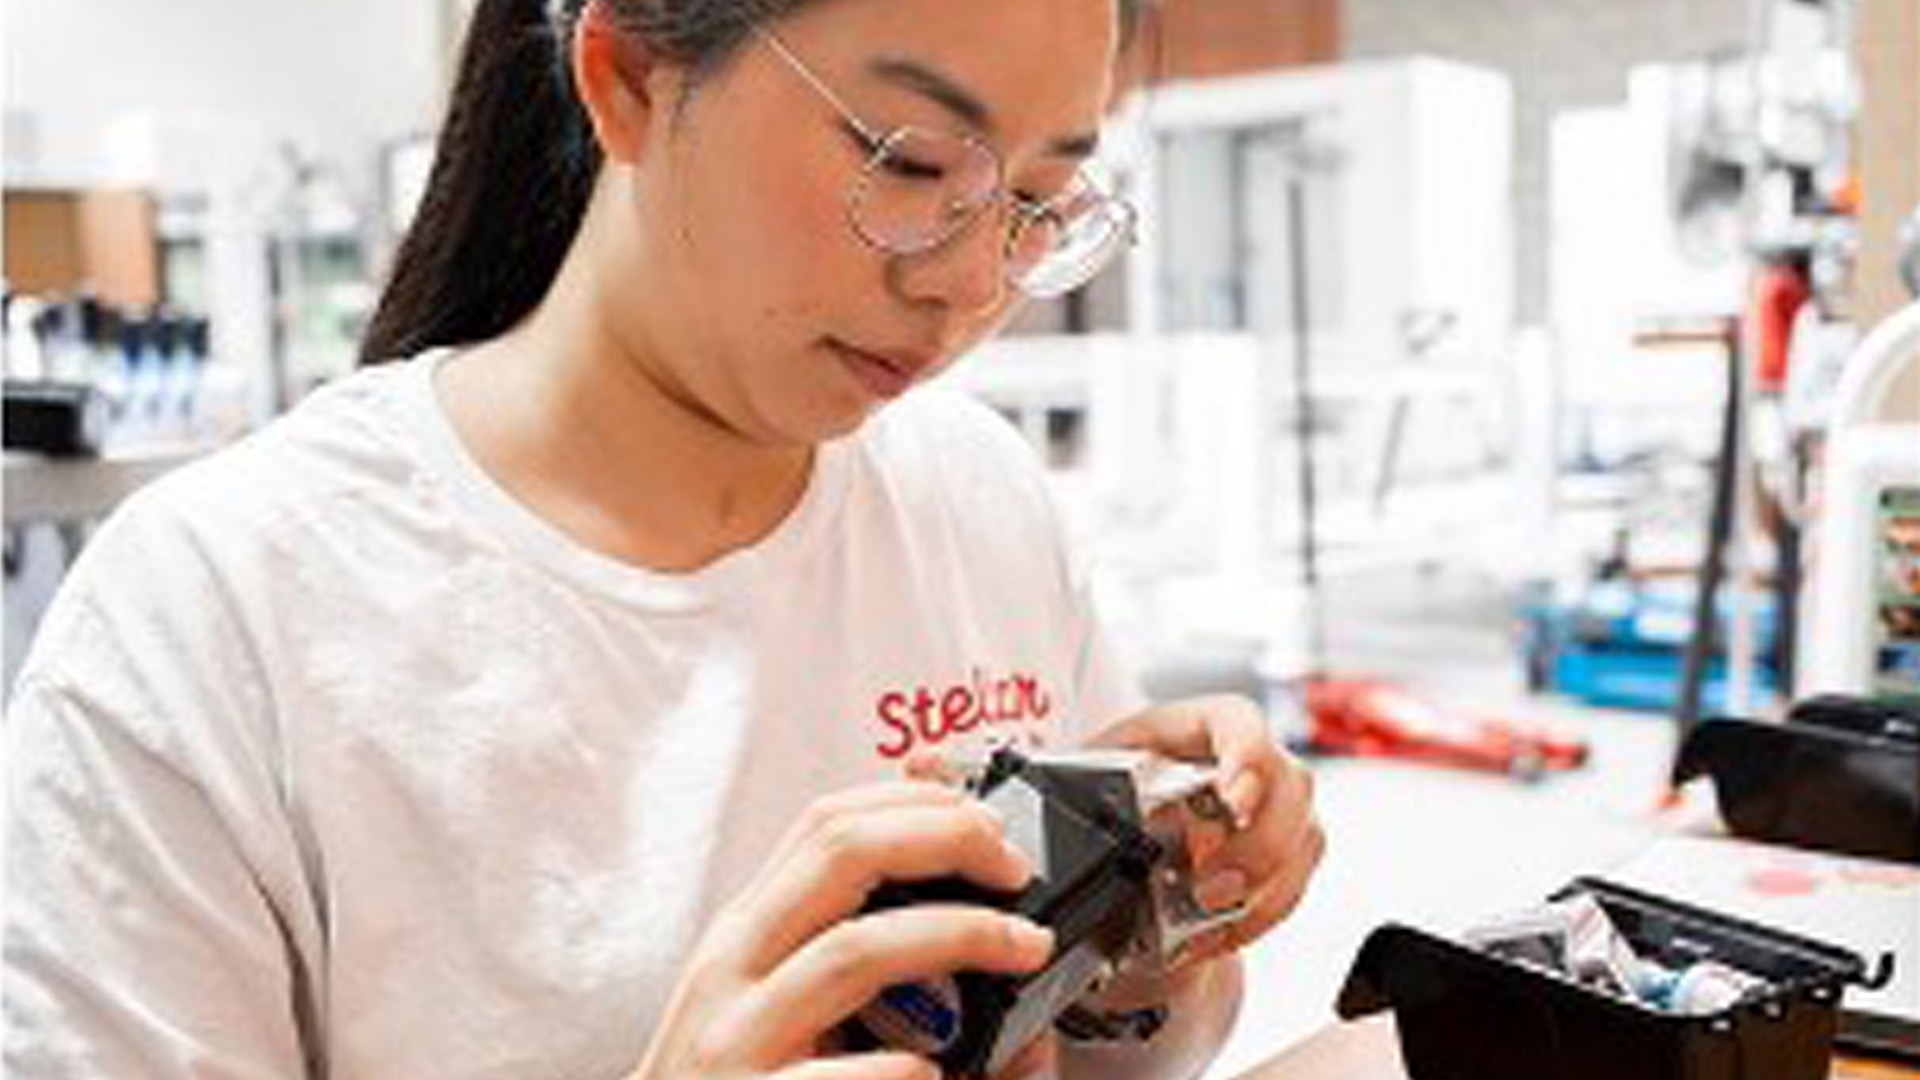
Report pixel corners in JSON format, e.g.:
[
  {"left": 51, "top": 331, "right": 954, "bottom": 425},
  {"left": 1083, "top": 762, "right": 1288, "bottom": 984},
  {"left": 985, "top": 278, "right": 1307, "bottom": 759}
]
[
  {"left": 1224, "top": 772, "right": 1262, "bottom": 828},
  {"left": 1196, "top": 868, "right": 1250, "bottom": 912},
  {"left": 1008, "top": 918, "right": 1055, "bottom": 960}
]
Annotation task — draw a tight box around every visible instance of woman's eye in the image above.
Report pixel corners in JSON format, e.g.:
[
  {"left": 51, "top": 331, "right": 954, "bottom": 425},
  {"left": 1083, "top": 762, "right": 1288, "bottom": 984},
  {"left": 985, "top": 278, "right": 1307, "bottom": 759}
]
[
  {"left": 1014, "top": 171, "right": 1079, "bottom": 205},
  {"left": 883, "top": 155, "right": 947, "bottom": 182}
]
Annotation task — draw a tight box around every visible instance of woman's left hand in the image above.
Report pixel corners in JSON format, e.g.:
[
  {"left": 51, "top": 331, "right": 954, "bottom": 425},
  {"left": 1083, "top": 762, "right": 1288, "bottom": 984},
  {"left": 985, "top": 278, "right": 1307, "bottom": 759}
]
[{"left": 1088, "top": 694, "right": 1325, "bottom": 966}]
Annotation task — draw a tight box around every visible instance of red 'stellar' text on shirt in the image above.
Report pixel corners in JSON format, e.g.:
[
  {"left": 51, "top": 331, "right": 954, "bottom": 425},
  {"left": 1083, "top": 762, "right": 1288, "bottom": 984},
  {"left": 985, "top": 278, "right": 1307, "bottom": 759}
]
[{"left": 873, "top": 668, "right": 1054, "bottom": 759}]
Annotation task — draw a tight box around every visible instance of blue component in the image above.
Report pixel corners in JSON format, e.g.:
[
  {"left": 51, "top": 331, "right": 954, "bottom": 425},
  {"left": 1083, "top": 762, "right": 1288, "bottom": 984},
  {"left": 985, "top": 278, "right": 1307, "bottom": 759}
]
[
  {"left": 880, "top": 983, "right": 959, "bottom": 1044},
  {"left": 1519, "top": 581, "right": 1782, "bottom": 713}
]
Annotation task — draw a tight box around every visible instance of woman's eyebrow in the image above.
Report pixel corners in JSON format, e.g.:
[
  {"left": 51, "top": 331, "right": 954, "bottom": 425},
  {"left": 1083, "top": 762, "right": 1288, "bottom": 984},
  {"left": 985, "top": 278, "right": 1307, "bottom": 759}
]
[{"left": 867, "top": 55, "right": 1102, "bottom": 159}]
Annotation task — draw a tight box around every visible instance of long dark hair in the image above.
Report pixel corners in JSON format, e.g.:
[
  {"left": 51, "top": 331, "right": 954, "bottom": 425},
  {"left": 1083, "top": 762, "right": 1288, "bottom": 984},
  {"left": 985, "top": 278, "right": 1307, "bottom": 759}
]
[{"left": 360, "top": 0, "right": 1150, "bottom": 365}]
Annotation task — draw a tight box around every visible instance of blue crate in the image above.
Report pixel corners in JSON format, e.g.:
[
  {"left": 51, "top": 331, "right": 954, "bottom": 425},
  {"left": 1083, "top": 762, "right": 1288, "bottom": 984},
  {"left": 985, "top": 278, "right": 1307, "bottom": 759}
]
[
  {"left": 1549, "top": 646, "right": 1780, "bottom": 713},
  {"left": 1520, "top": 580, "right": 1782, "bottom": 713}
]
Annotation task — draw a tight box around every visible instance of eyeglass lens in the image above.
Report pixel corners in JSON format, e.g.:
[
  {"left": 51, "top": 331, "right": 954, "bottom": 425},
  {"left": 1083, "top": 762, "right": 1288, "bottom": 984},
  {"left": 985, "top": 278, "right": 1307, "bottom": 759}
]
[{"left": 850, "top": 128, "right": 1129, "bottom": 297}]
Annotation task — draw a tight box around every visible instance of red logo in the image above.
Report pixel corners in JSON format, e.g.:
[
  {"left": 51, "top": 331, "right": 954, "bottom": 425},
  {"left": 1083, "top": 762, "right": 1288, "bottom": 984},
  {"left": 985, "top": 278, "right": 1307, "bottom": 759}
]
[{"left": 873, "top": 667, "right": 1054, "bottom": 759}]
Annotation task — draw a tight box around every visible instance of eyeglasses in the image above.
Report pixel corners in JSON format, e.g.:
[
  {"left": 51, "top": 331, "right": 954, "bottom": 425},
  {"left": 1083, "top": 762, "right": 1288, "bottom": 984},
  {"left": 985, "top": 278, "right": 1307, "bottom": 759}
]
[{"left": 755, "top": 27, "right": 1137, "bottom": 300}]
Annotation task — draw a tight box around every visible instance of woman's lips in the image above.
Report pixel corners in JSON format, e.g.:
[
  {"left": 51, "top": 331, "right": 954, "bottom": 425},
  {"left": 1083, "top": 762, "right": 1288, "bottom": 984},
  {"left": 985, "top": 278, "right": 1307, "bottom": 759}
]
[{"left": 826, "top": 338, "right": 922, "bottom": 400}]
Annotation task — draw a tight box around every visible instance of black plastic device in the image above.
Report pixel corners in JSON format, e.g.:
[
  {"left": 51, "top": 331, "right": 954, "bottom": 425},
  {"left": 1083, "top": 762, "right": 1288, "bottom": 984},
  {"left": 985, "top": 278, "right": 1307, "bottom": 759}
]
[
  {"left": 1337, "top": 877, "right": 1892, "bottom": 1080},
  {"left": 841, "top": 748, "right": 1165, "bottom": 1078}
]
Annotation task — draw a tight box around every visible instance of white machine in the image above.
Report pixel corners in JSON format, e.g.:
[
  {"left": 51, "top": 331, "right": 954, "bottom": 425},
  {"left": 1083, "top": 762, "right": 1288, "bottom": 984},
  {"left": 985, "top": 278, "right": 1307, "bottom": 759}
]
[
  {"left": 947, "top": 59, "right": 1524, "bottom": 673},
  {"left": 1801, "top": 299, "right": 1920, "bottom": 699}
]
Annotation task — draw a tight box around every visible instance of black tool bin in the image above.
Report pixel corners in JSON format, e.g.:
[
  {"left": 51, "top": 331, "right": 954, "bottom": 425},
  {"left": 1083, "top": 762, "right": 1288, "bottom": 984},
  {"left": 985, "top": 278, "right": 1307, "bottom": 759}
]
[
  {"left": 1673, "top": 696, "right": 1920, "bottom": 864},
  {"left": 1336, "top": 877, "right": 1893, "bottom": 1080}
]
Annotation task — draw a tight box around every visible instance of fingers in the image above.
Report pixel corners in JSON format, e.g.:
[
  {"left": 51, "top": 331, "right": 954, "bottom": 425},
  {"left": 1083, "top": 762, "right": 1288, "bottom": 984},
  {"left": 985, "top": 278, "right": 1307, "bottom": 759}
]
[
  {"left": 1087, "top": 695, "right": 1325, "bottom": 965},
  {"left": 1215, "top": 816, "right": 1327, "bottom": 953},
  {"left": 1198, "top": 700, "right": 1286, "bottom": 828},
  {"left": 742, "top": 904, "right": 1055, "bottom": 1064},
  {"left": 1193, "top": 866, "right": 1251, "bottom": 913},
  {"left": 1089, "top": 696, "right": 1278, "bottom": 827},
  {"left": 1090, "top": 694, "right": 1252, "bottom": 760},
  {"left": 1206, "top": 758, "right": 1315, "bottom": 884},
  {"left": 902, "top": 752, "right": 968, "bottom": 787},
  {"left": 755, "top": 782, "right": 968, "bottom": 871},
  {"left": 730, "top": 798, "right": 1035, "bottom": 976},
  {"left": 1186, "top": 745, "right": 1324, "bottom": 966},
  {"left": 777, "top": 1053, "right": 940, "bottom": 1080},
  {"left": 1184, "top": 732, "right": 1314, "bottom": 907}
]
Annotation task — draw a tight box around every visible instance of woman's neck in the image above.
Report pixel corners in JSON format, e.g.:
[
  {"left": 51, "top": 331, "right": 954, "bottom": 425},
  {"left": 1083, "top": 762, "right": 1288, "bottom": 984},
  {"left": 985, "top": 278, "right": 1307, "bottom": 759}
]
[{"left": 436, "top": 304, "right": 815, "bottom": 575}]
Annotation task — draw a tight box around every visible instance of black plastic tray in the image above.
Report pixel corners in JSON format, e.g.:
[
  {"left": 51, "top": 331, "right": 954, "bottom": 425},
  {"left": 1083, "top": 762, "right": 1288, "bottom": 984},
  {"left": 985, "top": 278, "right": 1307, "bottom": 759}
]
[
  {"left": 1673, "top": 696, "right": 1920, "bottom": 864},
  {"left": 1336, "top": 877, "right": 1894, "bottom": 1080}
]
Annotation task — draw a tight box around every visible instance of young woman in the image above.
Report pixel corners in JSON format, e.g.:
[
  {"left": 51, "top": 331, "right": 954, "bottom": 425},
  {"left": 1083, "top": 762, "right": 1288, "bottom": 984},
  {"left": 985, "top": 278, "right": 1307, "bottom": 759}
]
[{"left": 4, "top": 0, "right": 1324, "bottom": 1077}]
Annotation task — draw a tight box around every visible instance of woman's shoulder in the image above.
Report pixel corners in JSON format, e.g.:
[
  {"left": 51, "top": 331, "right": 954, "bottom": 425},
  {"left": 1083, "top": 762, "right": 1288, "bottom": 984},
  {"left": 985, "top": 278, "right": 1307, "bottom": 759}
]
[
  {"left": 147, "top": 357, "right": 423, "bottom": 508},
  {"left": 51, "top": 360, "right": 435, "bottom": 600},
  {"left": 250, "top": 358, "right": 431, "bottom": 493},
  {"left": 3, "top": 365, "right": 436, "bottom": 826}
]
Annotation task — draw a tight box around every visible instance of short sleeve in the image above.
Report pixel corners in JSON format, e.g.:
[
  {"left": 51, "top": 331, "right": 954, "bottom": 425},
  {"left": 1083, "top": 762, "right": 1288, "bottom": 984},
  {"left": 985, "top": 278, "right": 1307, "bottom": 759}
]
[{"left": 5, "top": 492, "right": 317, "bottom": 1079}]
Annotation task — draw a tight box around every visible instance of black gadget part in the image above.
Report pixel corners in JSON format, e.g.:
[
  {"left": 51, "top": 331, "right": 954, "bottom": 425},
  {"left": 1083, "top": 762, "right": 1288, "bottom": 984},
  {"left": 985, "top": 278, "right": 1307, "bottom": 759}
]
[
  {"left": 841, "top": 748, "right": 1164, "bottom": 1078},
  {"left": 1672, "top": 698, "right": 1920, "bottom": 864},
  {"left": 1338, "top": 877, "right": 1891, "bottom": 1080}
]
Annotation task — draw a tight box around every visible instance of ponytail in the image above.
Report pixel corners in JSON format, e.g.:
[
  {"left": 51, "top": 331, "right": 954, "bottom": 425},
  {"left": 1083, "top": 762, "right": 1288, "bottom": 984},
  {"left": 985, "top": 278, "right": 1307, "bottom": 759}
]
[{"left": 360, "top": 0, "right": 599, "bottom": 364}]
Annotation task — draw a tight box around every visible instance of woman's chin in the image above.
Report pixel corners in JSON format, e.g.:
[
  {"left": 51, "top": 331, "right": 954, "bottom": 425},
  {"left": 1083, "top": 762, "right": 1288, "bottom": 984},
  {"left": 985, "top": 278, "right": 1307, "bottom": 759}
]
[{"left": 809, "top": 401, "right": 880, "bottom": 442}]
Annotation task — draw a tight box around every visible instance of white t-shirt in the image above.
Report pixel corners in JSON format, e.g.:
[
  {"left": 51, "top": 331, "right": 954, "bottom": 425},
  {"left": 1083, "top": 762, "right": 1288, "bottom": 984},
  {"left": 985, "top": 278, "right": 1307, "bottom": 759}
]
[{"left": 4, "top": 351, "right": 1149, "bottom": 1078}]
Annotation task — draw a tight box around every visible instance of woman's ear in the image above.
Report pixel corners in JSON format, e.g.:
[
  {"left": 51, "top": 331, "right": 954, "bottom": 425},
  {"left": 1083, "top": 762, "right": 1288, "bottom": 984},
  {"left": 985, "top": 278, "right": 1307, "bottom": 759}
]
[{"left": 571, "top": 0, "right": 666, "bottom": 164}]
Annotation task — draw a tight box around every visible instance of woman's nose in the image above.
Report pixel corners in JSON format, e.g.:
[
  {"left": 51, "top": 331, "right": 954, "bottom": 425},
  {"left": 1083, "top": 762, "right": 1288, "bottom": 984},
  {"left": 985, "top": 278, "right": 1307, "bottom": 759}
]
[{"left": 889, "top": 203, "right": 1013, "bottom": 317}]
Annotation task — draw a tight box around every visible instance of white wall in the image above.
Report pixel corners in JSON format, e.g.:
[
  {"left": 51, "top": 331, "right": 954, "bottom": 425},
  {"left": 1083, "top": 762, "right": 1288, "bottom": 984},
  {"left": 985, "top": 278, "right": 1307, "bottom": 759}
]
[
  {"left": 1547, "top": 68, "right": 1748, "bottom": 462},
  {"left": 1132, "top": 58, "right": 1516, "bottom": 367},
  {"left": 1344, "top": 0, "right": 1750, "bottom": 324},
  {"left": 4, "top": 0, "right": 444, "bottom": 203}
]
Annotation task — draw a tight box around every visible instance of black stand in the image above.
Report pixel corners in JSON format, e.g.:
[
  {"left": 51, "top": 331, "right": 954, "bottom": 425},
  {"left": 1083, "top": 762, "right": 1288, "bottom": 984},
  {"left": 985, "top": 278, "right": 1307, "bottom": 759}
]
[{"left": 1674, "top": 320, "right": 1744, "bottom": 742}]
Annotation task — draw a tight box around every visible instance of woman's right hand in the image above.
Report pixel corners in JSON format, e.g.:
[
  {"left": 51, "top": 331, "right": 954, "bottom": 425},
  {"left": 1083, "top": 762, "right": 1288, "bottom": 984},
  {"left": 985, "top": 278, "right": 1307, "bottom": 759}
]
[{"left": 629, "top": 780, "right": 1055, "bottom": 1080}]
